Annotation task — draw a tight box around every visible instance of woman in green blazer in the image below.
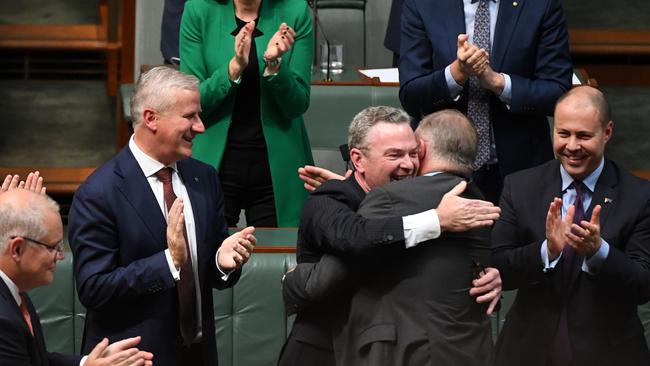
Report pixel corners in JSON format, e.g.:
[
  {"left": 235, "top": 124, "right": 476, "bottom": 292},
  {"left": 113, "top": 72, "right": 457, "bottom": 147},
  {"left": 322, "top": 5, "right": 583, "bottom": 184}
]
[{"left": 180, "top": 0, "right": 313, "bottom": 227}]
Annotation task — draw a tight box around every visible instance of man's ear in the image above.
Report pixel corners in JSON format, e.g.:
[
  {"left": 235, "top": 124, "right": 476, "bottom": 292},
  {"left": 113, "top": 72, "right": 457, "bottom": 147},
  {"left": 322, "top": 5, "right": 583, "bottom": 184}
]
[
  {"left": 142, "top": 108, "right": 158, "bottom": 132},
  {"left": 418, "top": 139, "right": 426, "bottom": 161},
  {"left": 8, "top": 237, "right": 24, "bottom": 262},
  {"left": 349, "top": 148, "right": 365, "bottom": 174}
]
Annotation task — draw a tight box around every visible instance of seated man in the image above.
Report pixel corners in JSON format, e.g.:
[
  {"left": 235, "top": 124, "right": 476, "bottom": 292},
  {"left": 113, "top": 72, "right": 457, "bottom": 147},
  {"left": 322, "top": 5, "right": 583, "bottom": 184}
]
[{"left": 0, "top": 187, "right": 153, "bottom": 366}]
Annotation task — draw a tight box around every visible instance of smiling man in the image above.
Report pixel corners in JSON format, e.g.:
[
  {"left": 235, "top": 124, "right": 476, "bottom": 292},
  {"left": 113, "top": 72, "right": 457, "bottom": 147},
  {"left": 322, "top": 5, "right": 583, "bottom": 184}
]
[
  {"left": 492, "top": 86, "right": 650, "bottom": 366},
  {"left": 68, "top": 66, "right": 256, "bottom": 366}
]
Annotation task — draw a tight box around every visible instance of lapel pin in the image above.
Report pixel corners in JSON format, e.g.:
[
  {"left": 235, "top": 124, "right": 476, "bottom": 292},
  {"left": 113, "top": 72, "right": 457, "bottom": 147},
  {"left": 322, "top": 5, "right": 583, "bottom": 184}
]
[
  {"left": 512, "top": 1, "right": 518, "bottom": 6},
  {"left": 604, "top": 197, "right": 612, "bottom": 204},
  {"left": 194, "top": 177, "right": 199, "bottom": 182}
]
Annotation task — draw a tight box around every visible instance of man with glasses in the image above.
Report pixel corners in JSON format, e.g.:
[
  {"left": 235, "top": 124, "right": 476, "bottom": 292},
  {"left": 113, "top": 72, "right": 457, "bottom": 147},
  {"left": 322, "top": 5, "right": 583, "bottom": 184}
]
[{"left": 0, "top": 188, "right": 154, "bottom": 365}]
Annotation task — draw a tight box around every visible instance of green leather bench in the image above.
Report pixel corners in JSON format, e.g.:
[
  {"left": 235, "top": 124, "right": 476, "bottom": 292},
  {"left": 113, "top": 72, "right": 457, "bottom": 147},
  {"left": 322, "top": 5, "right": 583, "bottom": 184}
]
[{"left": 29, "top": 228, "right": 650, "bottom": 365}]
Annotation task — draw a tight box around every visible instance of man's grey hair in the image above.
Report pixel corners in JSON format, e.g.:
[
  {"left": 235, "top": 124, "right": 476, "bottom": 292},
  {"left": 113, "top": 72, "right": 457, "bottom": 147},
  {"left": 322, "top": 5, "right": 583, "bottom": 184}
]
[
  {"left": 415, "top": 109, "right": 477, "bottom": 175},
  {"left": 0, "top": 192, "right": 60, "bottom": 252},
  {"left": 130, "top": 66, "right": 200, "bottom": 128},
  {"left": 348, "top": 106, "right": 411, "bottom": 150}
]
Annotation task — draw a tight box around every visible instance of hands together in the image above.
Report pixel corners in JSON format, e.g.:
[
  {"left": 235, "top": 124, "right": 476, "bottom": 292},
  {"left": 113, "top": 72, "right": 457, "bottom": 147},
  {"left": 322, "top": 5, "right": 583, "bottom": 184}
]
[
  {"left": 85, "top": 336, "right": 153, "bottom": 366},
  {"left": 451, "top": 34, "right": 504, "bottom": 95},
  {"left": 546, "top": 198, "right": 602, "bottom": 260}
]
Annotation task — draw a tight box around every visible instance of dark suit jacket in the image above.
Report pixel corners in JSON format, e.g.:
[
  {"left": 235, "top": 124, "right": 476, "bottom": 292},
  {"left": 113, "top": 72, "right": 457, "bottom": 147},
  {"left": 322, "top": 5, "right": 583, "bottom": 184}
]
[
  {"left": 384, "top": 0, "right": 404, "bottom": 55},
  {"left": 492, "top": 159, "right": 650, "bottom": 366},
  {"left": 398, "top": 0, "right": 572, "bottom": 177},
  {"left": 0, "top": 281, "right": 80, "bottom": 366},
  {"left": 281, "top": 177, "right": 405, "bottom": 360},
  {"left": 335, "top": 173, "right": 492, "bottom": 366},
  {"left": 68, "top": 146, "right": 240, "bottom": 366}
]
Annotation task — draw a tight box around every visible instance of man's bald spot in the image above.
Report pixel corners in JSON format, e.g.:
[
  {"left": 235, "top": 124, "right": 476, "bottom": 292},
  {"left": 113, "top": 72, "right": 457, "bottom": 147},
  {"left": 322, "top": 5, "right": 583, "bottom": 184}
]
[{"left": 555, "top": 86, "right": 611, "bottom": 128}]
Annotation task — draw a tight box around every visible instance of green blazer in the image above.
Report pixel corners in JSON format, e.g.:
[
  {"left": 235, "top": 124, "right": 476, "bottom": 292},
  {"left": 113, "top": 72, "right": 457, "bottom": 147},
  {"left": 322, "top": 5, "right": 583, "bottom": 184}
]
[{"left": 180, "top": 0, "right": 314, "bottom": 227}]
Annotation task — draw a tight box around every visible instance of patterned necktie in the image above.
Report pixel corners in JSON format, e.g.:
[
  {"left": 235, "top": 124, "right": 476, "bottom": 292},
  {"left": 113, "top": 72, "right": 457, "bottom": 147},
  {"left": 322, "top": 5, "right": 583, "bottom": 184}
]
[
  {"left": 155, "top": 167, "right": 198, "bottom": 346},
  {"left": 20, "top": 293, "right": 34, "bottom": 336},
  {"left": 550, "top": 181, "right": 585, "bottom": 366},
  {"left": 467, "top": 0, "right": 491, "bottom": 169}
]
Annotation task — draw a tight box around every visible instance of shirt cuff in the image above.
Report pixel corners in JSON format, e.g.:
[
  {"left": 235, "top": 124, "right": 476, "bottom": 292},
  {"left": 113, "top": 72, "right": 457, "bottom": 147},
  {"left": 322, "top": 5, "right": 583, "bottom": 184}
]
[
  {"left": 80, "top": 356, "right": 88, "bottom": 366},
  {"left": 498, "top": 73, "right": 512, "bottom": 107},
  {"left": 444, "top": 64, "right": 464, "bottom": 101},
  {"left": 165, "top": 249, "right": 181, "bottom": 281},
  {"left": 215, "top": 247, "right": 233, "bottom": 281},
  {"left": 229, "top": 75, "right": 242, "bottom": 85},
  {"left": 541, "top": 239, "right": 562, "bottom": 272},
  {"left": 582, "top": 239, "right": 610, "bottom": 274},
  {"left": 402, "top": 208, "right": 441, "bottom": 249}
]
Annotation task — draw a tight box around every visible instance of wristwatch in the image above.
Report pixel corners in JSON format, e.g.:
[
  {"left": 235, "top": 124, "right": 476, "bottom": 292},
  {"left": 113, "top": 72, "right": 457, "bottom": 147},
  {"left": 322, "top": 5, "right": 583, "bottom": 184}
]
[{"left": 264, "top": 57, "right": 282, "bottom": 68}]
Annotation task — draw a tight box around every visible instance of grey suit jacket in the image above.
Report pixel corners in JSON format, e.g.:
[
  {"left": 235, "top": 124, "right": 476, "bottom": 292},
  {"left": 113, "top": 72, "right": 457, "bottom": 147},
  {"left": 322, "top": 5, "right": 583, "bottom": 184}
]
[{"left": 333, "top": 173, "right": 493, "bottom": 366}]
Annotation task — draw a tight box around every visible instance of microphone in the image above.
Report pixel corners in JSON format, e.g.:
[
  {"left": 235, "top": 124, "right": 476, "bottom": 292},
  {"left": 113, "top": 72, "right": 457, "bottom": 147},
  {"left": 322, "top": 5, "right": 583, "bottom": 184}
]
[{"left": 307, "top": 0, "right": 333, "bottom": 82}]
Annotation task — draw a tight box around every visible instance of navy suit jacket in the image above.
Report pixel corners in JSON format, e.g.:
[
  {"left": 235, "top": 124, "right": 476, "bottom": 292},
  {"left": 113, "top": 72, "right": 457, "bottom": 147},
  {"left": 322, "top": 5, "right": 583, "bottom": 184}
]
[
  {"left": 0, "top": 281, "right": 80, "bottom": 366},
  {"left": 398, "top": 0, "right": 572, "bottom": 177},
  {"left": 492, "top": 159, "right": 650, "bottom": 365},
  {"left": 68, "top": 146, "right": 240, "bottom": 366}
]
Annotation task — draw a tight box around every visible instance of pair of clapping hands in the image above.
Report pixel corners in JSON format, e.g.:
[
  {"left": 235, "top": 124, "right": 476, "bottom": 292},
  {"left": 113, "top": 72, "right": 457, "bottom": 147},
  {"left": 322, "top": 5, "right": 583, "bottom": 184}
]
[{"left": 229, "top": 21, "right": 295, "bottom": 80}]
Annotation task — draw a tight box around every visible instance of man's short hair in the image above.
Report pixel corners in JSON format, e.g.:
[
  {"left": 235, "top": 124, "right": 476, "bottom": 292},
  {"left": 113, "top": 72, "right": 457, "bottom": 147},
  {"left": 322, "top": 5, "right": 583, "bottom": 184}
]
[
  {"left": 555, "top": 86, "right": 611, "bottom": 128},
  {"left": 130, "top": 66, "right": 200, "bottom": 128},
  {"left": 348, "top": 106, "right": 411, "bottom": 150},
  {"left": 0, "top": 191, "right": 59, "bottom": 252},
  {"left": 415, "top": 109, "right": 477, "bottom": 174}
]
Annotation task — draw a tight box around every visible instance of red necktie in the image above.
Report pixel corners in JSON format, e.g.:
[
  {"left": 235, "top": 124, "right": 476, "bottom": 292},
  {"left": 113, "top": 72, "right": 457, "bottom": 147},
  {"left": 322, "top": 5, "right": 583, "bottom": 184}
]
[
  {"left": 20, "top": 293, "right": 34, "bottom": 336},
  {"left": 155, "top": 167, "right": 198, "bottom": 346}
]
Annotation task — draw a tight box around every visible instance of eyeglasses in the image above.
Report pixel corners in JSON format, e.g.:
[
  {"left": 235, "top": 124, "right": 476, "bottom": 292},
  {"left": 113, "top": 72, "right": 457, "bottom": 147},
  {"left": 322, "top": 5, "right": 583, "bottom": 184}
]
[{"left": 10, "top": 235, "right": 65, "bottom": 257}]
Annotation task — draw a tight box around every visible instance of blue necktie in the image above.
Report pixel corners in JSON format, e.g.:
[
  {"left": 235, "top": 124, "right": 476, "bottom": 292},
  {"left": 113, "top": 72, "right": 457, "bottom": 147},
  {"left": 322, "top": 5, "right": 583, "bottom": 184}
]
[{"left": 467, "top": 0, "right": 491, "bottom": 169}]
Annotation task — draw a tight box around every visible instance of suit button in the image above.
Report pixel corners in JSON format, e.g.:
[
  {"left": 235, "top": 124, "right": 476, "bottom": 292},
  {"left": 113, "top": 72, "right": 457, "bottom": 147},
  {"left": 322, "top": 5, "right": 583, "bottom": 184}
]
[{"left": 386, "top": 235, "right": 393, "bottom": 241}]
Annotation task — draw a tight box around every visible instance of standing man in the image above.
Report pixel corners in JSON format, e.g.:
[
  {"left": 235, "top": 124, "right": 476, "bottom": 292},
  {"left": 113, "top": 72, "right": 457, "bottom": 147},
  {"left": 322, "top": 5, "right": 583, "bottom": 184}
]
[
  {"left": 339, "top": 110, "right": 495, "bottom": 365},
  {"left": 279, "top": 106, "right": 502, "bottom": 366},
  {"left": 492, "top": 86, "right": 650, "bottom": 365},
  {"left": 384, "top": 0, "right": 404, "bottom": 66},
  {"left": 398, "top": 0, "right": 573, "bottom": 203},
  {"left": 0, "top": 188, "right": 153, "bottom": 366},
  {"left": 68, "top": 66, "right": 256, "bottom": 366}
]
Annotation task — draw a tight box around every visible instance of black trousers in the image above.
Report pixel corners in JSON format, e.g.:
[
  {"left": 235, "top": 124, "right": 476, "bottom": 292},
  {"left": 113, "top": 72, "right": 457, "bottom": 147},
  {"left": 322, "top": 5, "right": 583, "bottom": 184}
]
[{"left": 219, "top": 147, "right": 277, "bottom": 227}]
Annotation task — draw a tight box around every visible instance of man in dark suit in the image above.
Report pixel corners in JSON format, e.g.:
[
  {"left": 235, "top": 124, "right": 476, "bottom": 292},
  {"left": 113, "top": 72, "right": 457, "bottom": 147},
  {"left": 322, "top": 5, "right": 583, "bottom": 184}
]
[
  {"left": 68, "top": 66, "right": 256, "bottom": 366},
  {"left": 0, "top": 188, "right": 153, "bottom": 366},
  {"left": 492, "top": 86, "right": 650, "bottom": 365},
  {"left": 398, "top": 0, "right": 573, "bottom": 204},
  {"left": 384, "top": 0, "right": 404, "bottom": 66},
  {"left": 278, "top": 106, "right": 502, "bottom": 366}
]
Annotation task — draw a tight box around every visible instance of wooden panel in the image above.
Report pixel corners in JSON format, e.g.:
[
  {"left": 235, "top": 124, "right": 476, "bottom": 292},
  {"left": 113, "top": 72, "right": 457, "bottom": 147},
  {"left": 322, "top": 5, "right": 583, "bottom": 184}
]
[
  {"left": 0, "top": 167, "right": 95, "bottom": 195},
  {"left": 570, "top": 30, "right": 650, "bottom": 56},
  {"left": 633, "top": 171, "right": 650, "bottom": 181}
]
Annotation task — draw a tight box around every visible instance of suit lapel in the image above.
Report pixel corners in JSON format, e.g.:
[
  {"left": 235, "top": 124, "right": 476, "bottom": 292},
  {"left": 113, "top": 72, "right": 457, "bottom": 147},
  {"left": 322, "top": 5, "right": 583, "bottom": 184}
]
[
  {"left": 586, "top": 160, "right": 617, "bottom": 227},
  {"left": 492, "top": 0, "right": 525, "bottom": 71},
  {"left": 442, "top": 0, "right": 466, "bottom": 60},
  {"left": 114, "top": 148, "right": 167, "bottom": 247}
]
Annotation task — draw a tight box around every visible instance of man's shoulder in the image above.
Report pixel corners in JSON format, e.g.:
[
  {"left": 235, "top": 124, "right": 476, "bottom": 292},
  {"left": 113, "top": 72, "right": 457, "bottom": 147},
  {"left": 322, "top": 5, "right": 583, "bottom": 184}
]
[
  {"left": 375, "top": 173, "right": 464, "bottom": 195},
  {"left": 505, "top": 159, "right": 558, "bottom": 184}
]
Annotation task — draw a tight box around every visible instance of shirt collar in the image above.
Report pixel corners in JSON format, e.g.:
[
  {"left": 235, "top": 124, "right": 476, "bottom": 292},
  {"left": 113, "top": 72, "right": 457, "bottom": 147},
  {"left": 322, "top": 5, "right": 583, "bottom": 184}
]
[
  {"left": 560, "top": 158, "right": 604, "bottom": 193},
  {"left": 128, "top": 135, "right": 178, "bottom": 178},
  {"left": 0, "top": 269, "right": 21, "bottom": 306}
]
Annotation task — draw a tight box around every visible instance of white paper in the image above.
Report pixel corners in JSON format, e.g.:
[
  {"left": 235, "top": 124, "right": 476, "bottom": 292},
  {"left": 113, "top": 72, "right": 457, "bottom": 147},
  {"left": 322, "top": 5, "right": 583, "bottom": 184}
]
[
  {"left": 572, "top": 72, "right": 581, "bottom": 86},
  {"left": 358, "top": 68, "right": 399, "bottom": 83}
]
